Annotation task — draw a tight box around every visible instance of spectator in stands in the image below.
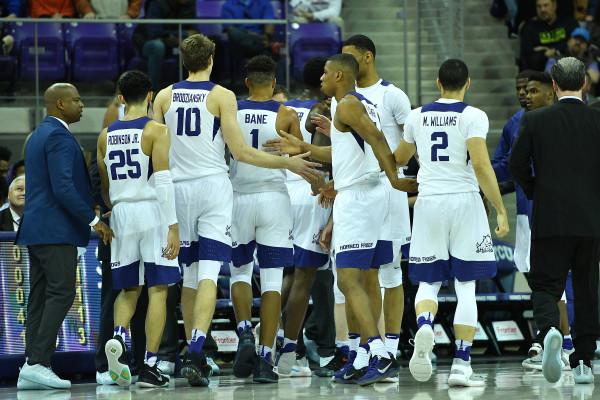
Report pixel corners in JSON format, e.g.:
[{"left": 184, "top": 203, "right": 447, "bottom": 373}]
[
  {"left": 29, "top": 0, "right": 96, "bottom": 19},
  {"left": 1, "top": 0, "right": 23, "bottom": 17},
  {"left": 0, "top": 175, "right": 7, "bottom": 209},
  {"left": 519, "top": 0, "right": 578, "bottom": 71},
  {"left": 8, "top": 158, "right": 24, "bottom": 183},
  {"left": 545, "top": 27, "right": 600, "bottom": 86},
  {"left": 272, "top": 84, "right": 289, "bottom": 102},
  {"left": 0, "top": 174, "right": 24, "bottom": 231},
  {"left": 0, "top": 146, "right": 11, "bottom": 178},
  {"left": 291, "top": 0, "right": 343, "bottom": 30},
  {"left": 222, "top": 0, "right": 275, "bottom": 57},
  {"left": 91, "top": 0, "right": 142, "bottom": 19},
  {"left": 134, "top": 0, "right": 196, "bottom": 91}
]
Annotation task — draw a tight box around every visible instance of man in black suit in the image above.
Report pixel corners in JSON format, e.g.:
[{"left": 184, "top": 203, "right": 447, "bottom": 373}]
[
  {"left": 0, "top": 175, "right": 24, "bottom": 231},
  {"left": 510, "top": 57, "right": 600, "bottom": 385}
]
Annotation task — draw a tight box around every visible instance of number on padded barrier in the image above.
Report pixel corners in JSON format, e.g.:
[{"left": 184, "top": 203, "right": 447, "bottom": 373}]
[
  {"left": 175, "top": 107, "right": 201, "bottom": 136},
  {"left": 109, "top": 149, "right": 141, "bottom": 180},
  {"left": 431, "top": 131, "right": 449, "bottom": 162}
]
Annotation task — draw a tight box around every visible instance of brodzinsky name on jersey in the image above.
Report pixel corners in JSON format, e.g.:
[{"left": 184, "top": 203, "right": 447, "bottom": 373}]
[
  {"left": 108, "top": 133, "right": 139, "bottom": 145},
  {"left": 423, "top": 115, "right": 457, "bottom": 127},
  {"left": 172, "top": 92, "right": 208, "bottom": 103}
]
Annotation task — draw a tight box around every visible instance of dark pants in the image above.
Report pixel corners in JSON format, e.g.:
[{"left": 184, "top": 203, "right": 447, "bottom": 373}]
[
  {"left": 530, "top": 236, "right": 600, "bottom": 366},
  {"left": 304, "top": 269, "right": 336, "bottom": 357},
  {"left": 26, "top": 245, "right": 78, "bottom": 366}
]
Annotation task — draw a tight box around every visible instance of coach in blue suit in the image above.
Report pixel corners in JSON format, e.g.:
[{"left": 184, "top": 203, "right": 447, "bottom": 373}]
[{"left": 16, "top": 83, "right": 113, "bottom": 390}]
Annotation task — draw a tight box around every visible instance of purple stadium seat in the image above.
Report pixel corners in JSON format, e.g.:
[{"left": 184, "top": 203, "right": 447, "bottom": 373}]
[
  {"left": 63, "top": 22, "right": 119, "bottom": 81},
  {"left": 290, "top": 23, "right": 341, "bottom": 81},
  {"left": 117, "top": 23, "right": 138, "bottom": 71},
  {"left": 196, "top": 0, "right": 225, "bottom": 37},
  {"left": 270, "top": 0, "right": 286, "bottom": 42},
  {"left": 7, "top": 22, "right": 66, "bottom": 81}
]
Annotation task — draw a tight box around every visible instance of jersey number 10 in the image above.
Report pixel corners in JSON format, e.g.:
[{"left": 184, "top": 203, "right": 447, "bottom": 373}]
[
  {"left": 431, "top": 131, "right": 449, "bottom": 162},
  {"left": 176, "top": 107, "right": 201, "bottom": 136}
]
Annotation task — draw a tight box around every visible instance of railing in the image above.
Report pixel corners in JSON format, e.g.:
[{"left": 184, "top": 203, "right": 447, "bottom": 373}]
[{"left": 415, "top": 0, "right": 464, "bottom": 105}]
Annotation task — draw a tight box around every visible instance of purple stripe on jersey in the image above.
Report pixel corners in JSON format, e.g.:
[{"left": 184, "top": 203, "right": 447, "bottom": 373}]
[
  {"left": 421, "top": 101, "right": 468, "bottom": 113},
  {"left": 285, "top": 99, "right": 318, "bottom": 109},
  {"left": 293, "top": 245, "right": 329, "bottom": 268},
  {"left": 173, "top": 80, "right": 215, "bottom": 91},
  {"left": 380, "top": 80, "right": 391, "bottom": 86},
  {"left": 107, "top": 116, "right": 151, "bottom": 132},
  {"left": 237, "top": 99, "right": 281, "bottom": 113},
  {"left": 111, "top": 260, "right": 141, "bottom": 290},
  {"left": 371, "top": 240, "right": 393, "bottom": 267},
  {"left": 350, "top": 130, "right": 365, "bottom": 151},
  {"left": 256, "top": 243, "right": 293, "bottom": 268},
  {"left": 232, "top": 240, "right": 257, "bottom": 267},
  {"left": 144, "top": 262, "right": 182, "bottom": 287},
  {"left": 212, "top": 116, "right": 221, "bottom": 140},
  {"left": 336, "top": 248, "right": 377, "bottom": 270},
  {"left": 348, "top": 91, "right": 376, "bottom": 106}
]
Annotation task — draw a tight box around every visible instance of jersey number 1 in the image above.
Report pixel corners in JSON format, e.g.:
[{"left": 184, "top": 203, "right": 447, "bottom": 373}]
[
  {"left": 250, "top": 129, "right": 259, "bottom": 149},
  {"left": 431, "top": 131, "right": 449, "bottom": 162},
  {"left": 176, "top": 107, "right": 201, "bottom": 136}
]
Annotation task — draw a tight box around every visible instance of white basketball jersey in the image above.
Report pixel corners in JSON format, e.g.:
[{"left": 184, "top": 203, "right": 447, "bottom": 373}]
[
  {"left": 355, "top": 79, "right": 410, "bottom": 153},
  {"left": 164, "top": 80, "right": 227, "bottom": 182},
  {"left": 105, "top": 117, "right": 155, "bottom": 205},
  {"left": 230, "top": 99, "right": 287, "bottom": 193},
  {"left": 331, "top": 92, "right": 381, "bottom": 190},
  {"left": 403, "top": 98, "right": 489, "bottom": 196},
  {"left": 285, "top": 98, "right": 318, "bottom": 182}
]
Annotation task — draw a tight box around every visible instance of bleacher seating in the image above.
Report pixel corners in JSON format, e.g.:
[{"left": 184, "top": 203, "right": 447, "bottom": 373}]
[
  {"left": 63, "top": 23, "right": 119, "bottom": 81},
  {"left": 290, "top": 23, "right": 341, "bottom": 81},
  {"left": 195, "top": 0, "right": 226, "bottom": 37}
]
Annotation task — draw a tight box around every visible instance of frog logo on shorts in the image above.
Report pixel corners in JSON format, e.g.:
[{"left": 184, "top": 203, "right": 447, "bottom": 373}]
[
  {"left": 225, "top": 225, "right": 231, "bottom": 238},
  {"left": 475, "top": 235, "right": 494, "bottom": 254},
  {"left": 312, "top": 233, "right": 320, "bottom": 245},
  {"left": 289, "top": 230, "right": 294, "bottom": 241}
]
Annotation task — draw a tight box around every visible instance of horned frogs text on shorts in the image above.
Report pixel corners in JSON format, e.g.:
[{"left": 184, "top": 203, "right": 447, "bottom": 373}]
[
  {"left": 403, "top": 99, "right": 497, "bottom": 283},
  {"left": 230, "top": 100, "right": 293, "bottom": 268},
  {"left": 164, "top": 80, "right": 233, "bottom": 277},
  {"left": 331, "top": 92, "right": 393, "bottom": 269},
  {"left": 105, "top": 117, "right": 180, "bottom": 290}
]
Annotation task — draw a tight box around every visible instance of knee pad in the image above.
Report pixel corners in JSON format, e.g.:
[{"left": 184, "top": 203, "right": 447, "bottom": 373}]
[
  {"left": 230, "top": 262, "right": 253, "bottom": 288},
  {"left": 378, "top": 260, "right": 403, "bottom": 289},
  {"left": 260, "top": 267, "right": 283, "bottom": 294},
  {"left": 331, "top": 260, "right": 345, "bottom": 304},
  {"left": 182, "top": 262, "right": 199, "bottom": 290},
  {"left": 196, "top": 260, "right": 221, "bottom": 285},
  {"left": 454, "top": 279, "right": 477, "bottom": 327},
  {"left": 414, "top": 281, "right": 442, "bottom": 306}
]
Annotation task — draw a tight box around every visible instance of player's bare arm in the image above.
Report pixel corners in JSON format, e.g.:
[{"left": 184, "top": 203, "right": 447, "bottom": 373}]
[
  {"left": 394, "top": 139, "right": 417, "bottom": 166},
  {"left": 152, "top": 85, "right": 173, "bottom": 124},
  {"left": 276, "top": 105, "right": 303, "bottom": 141},
  {"left": 467, "top": 137, "right": 509, "bottom": 238},
  {"left": 336, "top": 95, "right": 417, "bottom": 193}
]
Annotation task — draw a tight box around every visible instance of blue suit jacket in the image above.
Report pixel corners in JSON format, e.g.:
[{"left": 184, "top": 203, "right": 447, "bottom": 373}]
[{"left": 17, "top": 116, "right": 95, "bottom": 247}]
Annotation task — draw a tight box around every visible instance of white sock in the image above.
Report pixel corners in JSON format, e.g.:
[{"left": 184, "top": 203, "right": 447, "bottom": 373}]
[
  {"left": 353, "top": 345, "right": 369, "bottom": 369},
  {"left": 277, "top": 328, "right": 284, "bottom": 338},
  {"left": 367, "top": 337, "right": 389, "bottom": 358},
  {"left": 237, "top": 320, "right": 252, "bottom": 334},
  {"left": 384, "top": 334, "right": 400, "bottom": 357},
  {"left": 349, "top": 334, "right": 360, "bottom": 353}
]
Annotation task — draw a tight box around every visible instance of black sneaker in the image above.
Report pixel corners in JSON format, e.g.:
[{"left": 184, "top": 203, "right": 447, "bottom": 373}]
[
  {"left": 137, "top": 363, "right": 170, "bottom": 388},
  {"left": 105, "top": 335, "right": 131, "bottom": 387},
  {"left": 333, "top": 364, "right": 367, "bottom": 384},
  {"left": 315, "top": 347, "right": 349, "bottom": 377},
  {"left": 233, "top": 326, "right": 257, "bottom": 378},
  {"left": 181, "top": 352, "right": 212, "bottom": 387},
  {"left": 358, "top": 354, "right": 400, "bottom": 386},
  {"left": 253, "top": 356, "right": 278, "bottom": 383}
]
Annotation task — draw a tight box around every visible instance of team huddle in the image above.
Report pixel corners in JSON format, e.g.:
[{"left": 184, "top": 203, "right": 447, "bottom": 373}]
[{"left": 96, "top": 33, "right": 510, "bottom": 389}]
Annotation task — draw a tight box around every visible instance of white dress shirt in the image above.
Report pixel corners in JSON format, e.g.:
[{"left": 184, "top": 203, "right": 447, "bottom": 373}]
[{"left": 10, "top": 207, "right": 20, "bottom": 231}]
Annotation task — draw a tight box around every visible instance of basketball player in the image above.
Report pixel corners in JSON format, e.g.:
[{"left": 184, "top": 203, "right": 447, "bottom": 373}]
[
  {"left": 153, "top": 34, "right": 318, "bottom": 387},
  {"left": 268, "top": 54, "right": 417, "bottom": 386},
  {"left": 394, "top": 59, "right": 509, "bottom": 387},
  {"left": 341, "top": 34, "right": 411, "bottom": 374},
  {"left": 97, "top": 71, "right": 181, "bottom": 388}
]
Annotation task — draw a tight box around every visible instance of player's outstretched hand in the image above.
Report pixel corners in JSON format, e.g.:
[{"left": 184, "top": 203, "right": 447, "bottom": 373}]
[
  {"left": 311, "top": 114, "right": 331, "bottom": 137},
  {"left": 163, "top": 225, "right": 180, "bottom": 260},
  {"left": 319, "top": 220, "right": 333, "bottom": 251},
  {"left": 263, "top": 130, "right": 304, "bottom": 155},
  {"left": 93, "top": 221, "right": 114, "bottom": 245},
  {"left": 392, "top": 178, "right": 418, "bottom": 193},
  {"left": 286, "top": 151, "right": 322, "bottom": 181},
  {"left": 495, "top": 211, "right": 509, "bottom": 238}
]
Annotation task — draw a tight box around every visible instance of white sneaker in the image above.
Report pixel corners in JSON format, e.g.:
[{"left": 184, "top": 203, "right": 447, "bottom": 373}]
[
  {"left": 409, "top": 324, "right": 435, "bottom": 382},
  {"left": 542, "top": 328, "right": 563, "bottom": 383},
  {"left": 96, "top": 370, "right": 117, "bottom": 385},
  {"left": 156, "top": 360, "right": 175, "bottom": 376},
  {"left": 290, "top": 357, "right": 312, "bottom": 377},
  {"left": 276, "top": 351, "right": 295, "bottom": 376},
  {"left": 206, "top": 357, "right": 220, "bottom": 376},
  {"left": 105, "top": 337, "right": 131, "bottom": 387},
  {"left": 17, "top": 375, "right": 53, "bottom": 390},
  {"left": 18, "top": 363, "right": 71, "bottom": 390},
  {"left": 522, "top": 352, "right": 543, "bottom": 370},
  {"left": 528, "top": 342, "right": 542, "bottom": 358},
  {"left": 447, "top": 358, "right": 485, "bottom": 387},
  {"left": 573, "top": 360, "right": 594, "bottom": 384}
]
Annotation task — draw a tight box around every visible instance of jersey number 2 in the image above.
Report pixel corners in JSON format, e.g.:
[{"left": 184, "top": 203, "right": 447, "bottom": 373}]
[
  {"left": 175, "top": 107, "right": 201, "bottom": 136},
  {"left": 109, "top": 149, "right": 141, "bottom": 180},
  {"left": 431, "top": 131, "right": 449, "bottom": 162}
]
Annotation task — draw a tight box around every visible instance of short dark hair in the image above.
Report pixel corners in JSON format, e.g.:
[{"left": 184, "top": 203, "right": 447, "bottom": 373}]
[
  {"left": 528, "top": 71, "right": 552, "bottom": 85},
  {"left": 438, "top": 59, "right": 469, "bottom": 91},
  {"left": 303, "top": 57, "right": 327, "bottom": 89},
  {"left": 246, "top": 55, "right": 277, "bottom": 85},
  {"left": 181, "top": 34, "right": 215, "bottom": 73},
  {"left": 550, "top": 57, "right": 586, "bottom": 91},
  {"left": 517, "top": 69, "right": 536, "bottom": 80},
  {"left": 117, "top": 71, "right": 152, "bottom": 104},
  {"left": 0, "top": 146, "right": 11, "bottom": 162},
  {"left": 343, "top": 34, "right": 377, "bottom": 58},
  {"left": 327, "top": 53, "right": 359, "bottom": 78},
  {"left": 0, "top": 176, "right": 7, "bottom": 203}
]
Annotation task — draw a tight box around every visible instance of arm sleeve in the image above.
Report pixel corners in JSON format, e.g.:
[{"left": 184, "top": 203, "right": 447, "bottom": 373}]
[
  {"left": 403, "top": 110, "right": 417, "bottom": 144},
  {"left": 127, "top": 0, "right": 142, "bottom": 18},
  {"left": 491, "top": 121, "right": 514, "bottom": 183},
  {"left": 509, "top": 114, "right": 535, "bottom": 198},
  {"left": 313, "top": 0, "right": 342, "bottom": 20},
  {"left": 46, "top": 131, "right": 96, "bottom": 225},
  {"left": 464, "top": 107, "right": 489, "bottom": 139}
]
